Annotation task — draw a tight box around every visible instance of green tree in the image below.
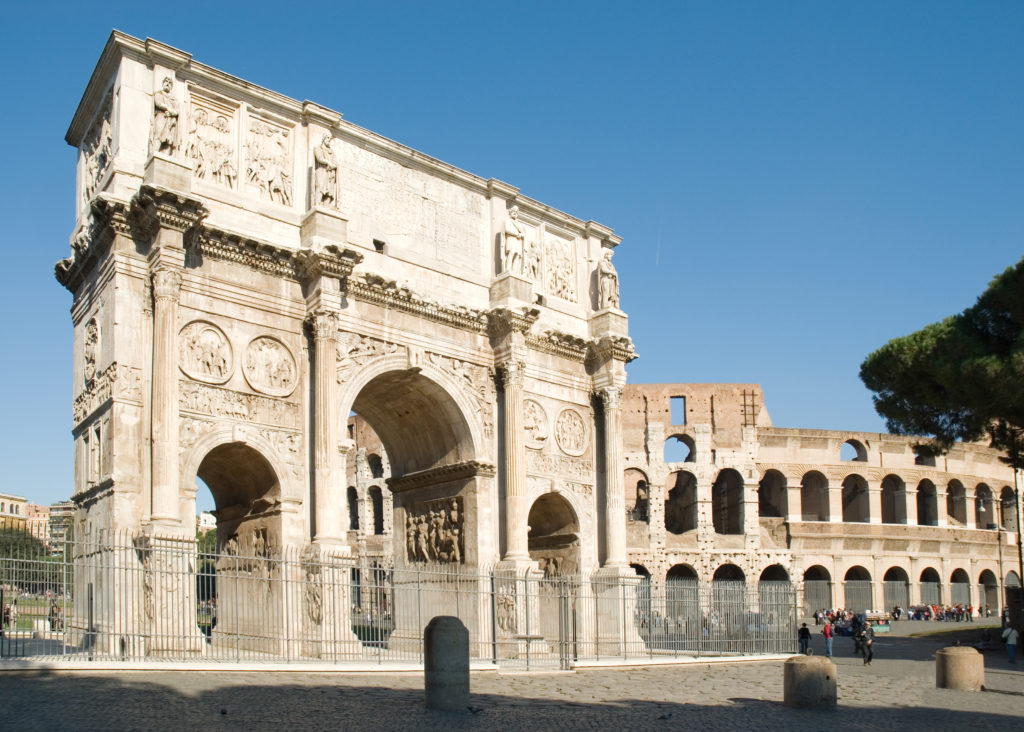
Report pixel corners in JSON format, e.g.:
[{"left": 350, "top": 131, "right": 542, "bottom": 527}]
[{"left": 860, "top": 256, "right": 1024, "bottom": 469}]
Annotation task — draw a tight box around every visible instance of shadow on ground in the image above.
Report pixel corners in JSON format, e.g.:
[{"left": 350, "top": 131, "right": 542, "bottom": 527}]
[{"left": 1, "top": 670, "right": 1021, "bottom": 732}]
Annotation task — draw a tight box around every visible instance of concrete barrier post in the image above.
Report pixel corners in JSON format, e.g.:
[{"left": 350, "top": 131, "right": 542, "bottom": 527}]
[
  {"left": 935, "top": 646, "right": 985, "bottom": 691},
  {"left": 783, "top": 655, "right": 837, "bottom": 709},
  {"left": 424, "top": 616, "right": 470, "bottom": 712}
]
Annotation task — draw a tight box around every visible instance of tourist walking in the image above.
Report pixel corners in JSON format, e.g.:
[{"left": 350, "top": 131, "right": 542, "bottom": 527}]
[
  {"left": 1002, "top": 625, "right": 1019, "bottom": 664},
  {"left": 822, "top": 620, "right": 833, "bottom": 658},
  {"left": 798, "top": 623, "right": 811, "bottom": 654},
  {"left": 858, "top": 623, "right": 875, "bottom": 665}
]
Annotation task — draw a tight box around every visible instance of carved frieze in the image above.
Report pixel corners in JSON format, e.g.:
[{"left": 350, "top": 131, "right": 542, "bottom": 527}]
[
  {"left": 73, "top": 363, "right": 143, "bottom": 425},
  {"left": 544, "top": 232, "right": 577, "bottom": 302},
  {"left": 523, "top": 399, "right": 549, "bottom": 449},
  {"left": 180, "top": 416, "right": 217, "bottom": 449},
  {"left": 179, "top": 380, "right": 300, "bottom": 429},
  {"left": 427, "top": 352, "right": 496, "bottom": 438},
  {"left": 243, "top": 336, "right": 297, "bottom": 397},
  {"left": 337, "top": 332, "right": 405, "bottom": 384},
  {"left": 179, "top": 321, "right": 233, "bottom": 384},
  {"left": 245, "top": 117, "right": 293, "bottom": 206},
  {"left": 83, "top": 318, "right": 99, "bottom": 384},
  {"left": 555, "top": 408, "right": 588, "bottom": 457},
  {"left": 525, "top": 450, "right": 594, "bottom": 481},
  {"left": 81, "top": 91, "right": 113, "bottom": 203},
  {"left": 405, "top": 497, "right": 464, "bottom": 564},
  {"left": 185, "top": 94, "right": 237, "bottom": 189}
]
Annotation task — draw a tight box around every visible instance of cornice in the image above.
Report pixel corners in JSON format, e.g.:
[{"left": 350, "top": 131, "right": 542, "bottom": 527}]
[
  {"left": 55, "top": 195, "right": 129, "bottom": 293},
  {"left": 294, "top": 245, "right": 363, "bottom": 282},
  {"left": 525, "top": 329, "right": 590, "bottom": 363},
  {"left": 587, "top": 334, "right": 637, "bottom": 364},
  {"left": 350, "top": 274, "right": 489, "bottom": 334},
  {"left": 386, "top": 460, "right": 496, "bottom": 493},
  {"left": 487, "top": 307, "right": 541, "bottom": 340},
  {"left": 129, "top": 185, "right": 208, "bottom": 239}
]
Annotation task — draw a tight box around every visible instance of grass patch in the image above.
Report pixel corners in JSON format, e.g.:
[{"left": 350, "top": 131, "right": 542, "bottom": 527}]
[{"left": 908, "top": 624, "right": 999, "bottom": 639}]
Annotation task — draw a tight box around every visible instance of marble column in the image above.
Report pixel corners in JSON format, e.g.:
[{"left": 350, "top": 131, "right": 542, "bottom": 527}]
[
  {"left": 501, "top": 360, "right": 529, "bottom": 560},
  {"left": 599, "top": 386, "right": 627, "bottom": 567},
  {"left": 310, "top": 309, "right": 345, "bottom": 544},
  {"left": 150, "top": 263, "right": 182, "bottom": 524}
]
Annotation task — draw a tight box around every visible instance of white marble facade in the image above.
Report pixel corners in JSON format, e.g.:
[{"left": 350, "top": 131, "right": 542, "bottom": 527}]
[{"left": 58, "top": 33, "right": 634, "bottom": 586}]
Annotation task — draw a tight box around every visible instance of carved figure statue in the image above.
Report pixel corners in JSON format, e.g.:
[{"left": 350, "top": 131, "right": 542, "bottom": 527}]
[
  {"left": 152, "top": 77, "right": 179, "bottom": 156},
  {"left": 598, "top": 249, "right": 619, "bottom": 309},
  {"left": 503, "top": 205, "right": 525, "bottom": 275},
  {"left": 405, "top": 497, "right": 465, "bottom": 563},
  {"left": 524, "top": 237, "right": 541, "bottom": 281},
  {"left": 312, "top": 134, "right": 338, "bottom": 208}
]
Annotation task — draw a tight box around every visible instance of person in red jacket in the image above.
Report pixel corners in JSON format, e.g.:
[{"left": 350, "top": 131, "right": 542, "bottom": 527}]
[{"left": 822, "top": 620, "right": 834, "bottom": 658}]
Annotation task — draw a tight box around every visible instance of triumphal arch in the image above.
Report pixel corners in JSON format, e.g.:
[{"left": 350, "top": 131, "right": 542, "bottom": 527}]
[{"left": 57, "top": 33, "right": 635, "bottom": 654}]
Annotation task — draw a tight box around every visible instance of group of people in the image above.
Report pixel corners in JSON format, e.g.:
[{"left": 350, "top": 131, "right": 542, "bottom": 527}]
[
  {"left": 901, "top": 604, "right": 980, "bottom": 621},
  {"left": 805, "top": 614, "right": 876, "bottom": 663}
]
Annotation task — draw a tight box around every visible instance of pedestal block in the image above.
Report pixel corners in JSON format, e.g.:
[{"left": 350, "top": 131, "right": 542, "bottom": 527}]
[
  {"left": 783, "top": 655, "right": 838, "bottom": 709},
  {"left": 936, "top": 646, "right": 985, "bottom": 691}
]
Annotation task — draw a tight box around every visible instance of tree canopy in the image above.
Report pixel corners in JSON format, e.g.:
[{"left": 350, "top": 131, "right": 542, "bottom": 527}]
[{"left": 860, "top": 256, "right": 1024, "bottom": 470}]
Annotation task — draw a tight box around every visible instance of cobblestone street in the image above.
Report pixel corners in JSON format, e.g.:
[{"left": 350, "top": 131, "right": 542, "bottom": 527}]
[{"left": 2, "top": 623, "right": 1022, "bottom": 731}]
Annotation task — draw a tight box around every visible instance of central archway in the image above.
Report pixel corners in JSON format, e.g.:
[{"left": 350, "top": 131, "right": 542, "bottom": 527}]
[{"left": 527, "top": 493, "right": 580, "bottom": 577}]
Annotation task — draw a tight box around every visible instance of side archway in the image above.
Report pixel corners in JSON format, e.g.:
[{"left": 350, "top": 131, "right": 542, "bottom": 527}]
[{"left": 527, "top": 493, "right": 580, "bottom": 577}]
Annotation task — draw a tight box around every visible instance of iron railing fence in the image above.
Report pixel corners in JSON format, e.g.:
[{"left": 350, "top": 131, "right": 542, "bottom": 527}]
[{"left": 1, "top": 531, "right": 797, "bottom": 668}]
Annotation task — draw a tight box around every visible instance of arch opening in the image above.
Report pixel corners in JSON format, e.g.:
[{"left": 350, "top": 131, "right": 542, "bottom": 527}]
[
  {"left": 841, "top": 475, "right": 870, "bottom": 523},
  {"left": 803, "top": 565, "right": 832, "bottom": 613},
  {"left": 664, "top": 471, "right": 697, "bottom": 534},
  {"left": 921, "top": 567, "right": 942, "bottom": 605},
  {"left": 916, "top": 480, "right": 938, "bottom": 527},
  {"left": 840, "top": 439, "right": 867, "bottom": 462},
  {"left": 883, "top": 566, "right": 910, "bottom": 612},
  {"left": 757, "top": 470, "right": 787, "bottom": 519},
  {"left": 527, "top": 493, "right": 579, "bottom": 577},
  {"left": 664, "top": 434, "right": 695, "bottom": 463},
  {"left": 979, "top": 569, "right": 998, "bottom": 611},
  {"left": 1000, "top": 486, "right": 1017, "bottom": 532},
  {"left": 880, "top": 475, "right": 906, "bottom": 525},
  {"left": 625, "top": 468, "right": 650, "bottom": 523},
  {"left": 950, "top": 568, "right": 971, "bottom": 606},
  {"left": 800, "top": 471, "right": 829, "bottom": 522},
  {"left": 975, "top": 484, "right": 994, "bottom": 529},
  {"left": 844, "top": 565, "right": 873, "bottom": 611},
  {"left": 712, "top": 469, "right": 744, "bottom": 535},
  {"left": 946, "top": 480, "right": 967, "bottom": 526}
]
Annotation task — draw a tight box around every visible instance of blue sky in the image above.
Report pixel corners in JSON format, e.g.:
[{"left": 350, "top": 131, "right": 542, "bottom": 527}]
[{"left": 1, "top": 2, "right": 1021, "bottom": 507}]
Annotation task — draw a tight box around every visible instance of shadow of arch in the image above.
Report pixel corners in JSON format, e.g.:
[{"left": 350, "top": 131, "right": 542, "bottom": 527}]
[{"left": 339, "top": 357, "right": 484, "bottom": 478}]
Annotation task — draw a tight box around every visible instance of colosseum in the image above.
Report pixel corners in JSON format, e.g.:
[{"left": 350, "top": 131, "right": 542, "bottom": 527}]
[{"left": 346, "top": 383, "right": 1021, "bottom": 616}]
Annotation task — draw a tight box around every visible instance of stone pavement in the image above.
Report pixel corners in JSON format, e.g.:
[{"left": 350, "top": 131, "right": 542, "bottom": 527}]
[{"left": 1, "top": 623, "right": 1021, "bottom": 731}]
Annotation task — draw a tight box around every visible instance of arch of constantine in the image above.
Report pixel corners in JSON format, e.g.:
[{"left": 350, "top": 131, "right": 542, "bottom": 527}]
[{"left": 52, "top": 33, "right": 1019, "bottom": 661}]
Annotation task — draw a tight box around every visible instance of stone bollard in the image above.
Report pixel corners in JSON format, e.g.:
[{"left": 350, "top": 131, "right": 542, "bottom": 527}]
[
  {"left": 783, "top": 655, "right": 837, "bottom": 710},
  {"left": 424, "top": 616, "right": 470, "bottom": 712},
  {"left": 936, "top": 646, "right": 985, "bottom": 691}
]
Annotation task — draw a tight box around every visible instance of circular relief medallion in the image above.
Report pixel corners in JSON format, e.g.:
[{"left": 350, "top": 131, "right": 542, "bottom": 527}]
[
  {"left": 555, "top": 408, "right": 588, "bottom": 457},
  {"left": 522, "top": 399, "right": 549, "bottom": 449},
  {"left": 243, "top": 336, "right": 297, "bottom": 397},
  {"left": 179, "top": 321, "right": 233, "bottom": 384}
]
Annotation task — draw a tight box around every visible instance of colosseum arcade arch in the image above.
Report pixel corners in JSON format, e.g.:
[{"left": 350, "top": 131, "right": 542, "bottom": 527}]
[
  {"left": 880, "top": 475, "right": 907, "bottom": 524},
  {"left": 757, "top": 470, "right": 787, "bottom": 518},
  {"left": 712, "top": 469, "right": 744, "bottom": 535},
  {"left": 803, "top": 565, "right": 832, "bottom": 612},
  {"left": 920, "top": 567, "right": 942, "bottom": 605},
  {"left": 883, "top": 567, "right": 910, "bottom": 611},
  {"left": 946, "top": 480, "right": 967, "bottom": 526},
  {"left": 842, "top": 475, "right": 870, "bottom": 523},
  {"left": 979, "top": 569, "right": 999, "bottom": 611},
  {"left": 800, "top": 472, "right": 829, "bottom": 522},
  {"left": 665, "top": 470, "right": 698, "bottom": 534},
  {"left": 843, "top": 565, "right": 873, "bottom": 611}
]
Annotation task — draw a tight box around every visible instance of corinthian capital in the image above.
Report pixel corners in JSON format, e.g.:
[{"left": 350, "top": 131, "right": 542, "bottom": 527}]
[
  {"left": 307, "top": 309, "right": 339, "bottom": 340},
  {"left": 151, "top": 267, "right": 182, "bottom": 301},
  {"left": 498, "top": 359, "right": 526, "bottom": 388},
  {"left": 596, "top": 385, "right": 623, "bottom": 411}
]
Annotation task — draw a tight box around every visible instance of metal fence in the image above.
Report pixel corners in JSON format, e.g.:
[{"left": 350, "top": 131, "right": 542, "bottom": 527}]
[{"left": 1, "top": 531, "right": 796, "bottom": 668}]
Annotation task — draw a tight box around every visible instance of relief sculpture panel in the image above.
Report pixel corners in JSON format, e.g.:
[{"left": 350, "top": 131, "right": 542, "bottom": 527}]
[
  {"left": 426, "top": 352, "right": 495, "bottom": 438},
  {"left": 186, "top": 94, "right": 237, "bottom": 189},
  {"left": 243, "top": 337, "right": 297, "bottom": 397},
  {"left": 555, "top": 408, "right": 588, "bottom": 456},
  {"left": 544, "top": 231, "right": 577, "bottom": 302},
  {"left": 522, "top": 399, "right": 548, "bottom": 448},
  {"left": 405, "top": 497, "right": 464, "bottom": 564},
  {"left": 337, "top": 333, "right": 405, "bottom": 384},
  {"left": 246, "top": 116, "right": 293, "bottom": 206},
  {"left": 81, "top": 92, "right": 113, "bottom": 203},
  {"left": 179, "top": 321, "right": 232, "bottom": 384}
]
